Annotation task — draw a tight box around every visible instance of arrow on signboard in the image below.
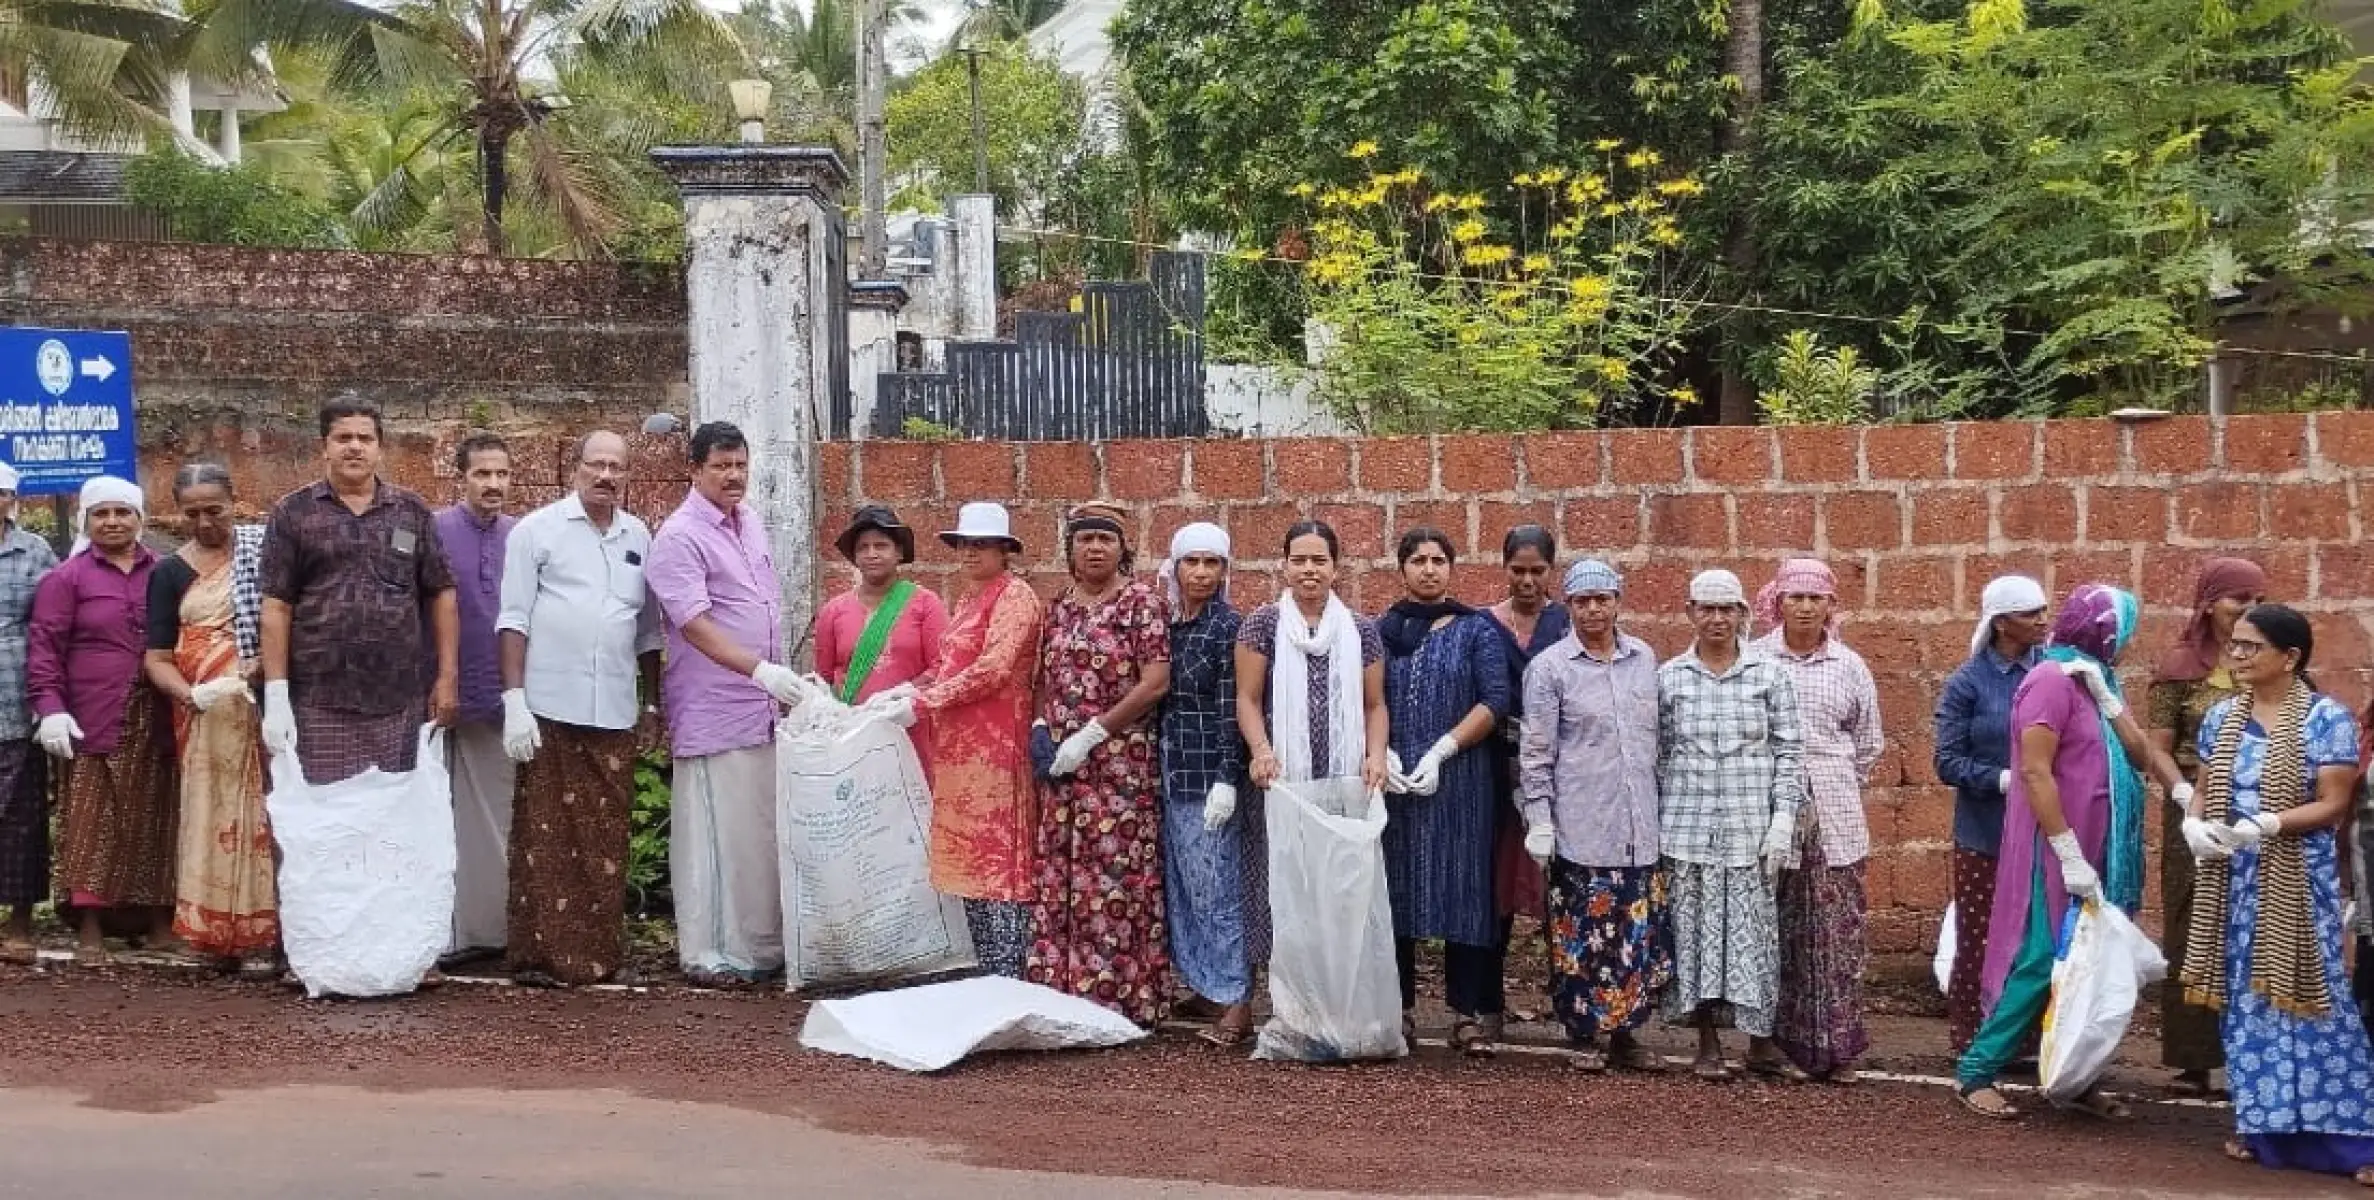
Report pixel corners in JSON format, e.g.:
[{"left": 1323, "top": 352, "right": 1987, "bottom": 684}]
[{"left": 77, "top": 355, "right": 114, "bottom": 382}]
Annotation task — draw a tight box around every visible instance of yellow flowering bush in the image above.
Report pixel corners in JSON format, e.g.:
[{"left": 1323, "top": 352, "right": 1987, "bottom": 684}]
[{"left": 1291, "top": 145, "right": 1704, "bottom": 432}]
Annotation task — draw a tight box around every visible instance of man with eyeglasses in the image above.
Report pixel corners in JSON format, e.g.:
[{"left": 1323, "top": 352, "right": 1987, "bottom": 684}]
[{"left": 493, "top": 431, "right": 663, "bottom": 988}]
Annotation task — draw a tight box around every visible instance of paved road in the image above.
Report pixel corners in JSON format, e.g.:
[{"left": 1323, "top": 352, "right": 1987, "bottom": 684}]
[{"left": 0, "top": 967, "right": 2361, "bottom": 1199}]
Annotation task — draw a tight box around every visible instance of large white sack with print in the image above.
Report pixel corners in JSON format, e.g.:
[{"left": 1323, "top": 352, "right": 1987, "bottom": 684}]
[
  {"left": 1254, "top": 777, "right": 1407, "bottom": 1063},
  {"left": 266, "top": 726, "right": 456, "bottom": 999},
  {"left": 800, "top": 975, "right": 1146, "bottom": 1072},
  {"left": 776, "top": 688, "right": 974, "bottom": 989},
  {"left": 2038, "top": 899, "right": 2167, "bottom": 1101}
]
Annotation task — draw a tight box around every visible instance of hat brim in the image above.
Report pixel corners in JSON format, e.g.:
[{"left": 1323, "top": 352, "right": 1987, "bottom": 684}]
[
  {"left": 838, "top": 522, "right": 916, "bottom": 564},
  {"left": 939, "top": 531, "right": 1023, "bottom": 553}
]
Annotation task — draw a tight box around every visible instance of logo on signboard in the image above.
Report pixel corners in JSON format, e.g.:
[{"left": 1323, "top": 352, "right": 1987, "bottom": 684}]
[{"left": 34, "top": 339, "right": 71, "bottom": 396}]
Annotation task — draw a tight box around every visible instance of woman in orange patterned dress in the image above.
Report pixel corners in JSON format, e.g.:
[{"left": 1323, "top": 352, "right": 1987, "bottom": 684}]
[
  {"left": 142, "top": 463, "right": 277, "bottom": 971},
  {"left": 910, "top": 502, "right": 1043, "bottom": 978}
]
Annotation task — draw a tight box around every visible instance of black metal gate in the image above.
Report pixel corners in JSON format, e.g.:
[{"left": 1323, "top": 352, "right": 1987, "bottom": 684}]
[{"left": 872, "top": 251, "right": 1208, "bottom": 440}]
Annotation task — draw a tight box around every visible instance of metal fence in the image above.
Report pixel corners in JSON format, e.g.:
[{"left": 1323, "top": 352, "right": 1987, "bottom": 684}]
[{"left": 872, "top": 251, "right": 1208, "bottom": 440}]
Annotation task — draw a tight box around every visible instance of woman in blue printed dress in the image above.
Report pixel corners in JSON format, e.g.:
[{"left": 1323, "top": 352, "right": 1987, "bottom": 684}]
[
  {"left": 2177, "top": 604, "right": 2374, "bottom": 1187},
  {"left": 1378, "top": 526, "right": 1510, "bottom": 1056}
]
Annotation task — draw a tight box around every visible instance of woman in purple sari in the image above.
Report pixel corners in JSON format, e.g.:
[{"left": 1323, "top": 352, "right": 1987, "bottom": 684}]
[{"left": 1954, "top": 584, "right": 2184, "bottom": 1120}]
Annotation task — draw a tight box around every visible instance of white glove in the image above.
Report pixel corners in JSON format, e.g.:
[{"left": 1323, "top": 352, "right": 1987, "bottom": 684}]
[
  {"left": 1049, "top": 719, "right": 1110, "bottom": 777},
  {"left": 501, "top": 688, "right": 541, "bottom": 763},
  {"left": 2224, "top": 810, "right": 2282, "bottom": 851},
  {"left": 1403, "top": 734, "right": 1459, "bottom": 797},
  {"left": 2169, "top": 781, "right": 2195, "bottom": 814},
  {"left": 1524, "top": 821, "right": 1555, "bottom": 869},
  {"left": 750, "top": 661, "right": 810, "bottom": 707},
  {"left": 261, "top": 680, "right": 297, "bottom": 757},
  {"left": 1384, "top": 748, "right": 1410, "bottom": 793},
  {"left": 34, "top": 712, "right": 79, "bottom": 759},
  {"left": 867, "top": 683, "right": 920, "bottom": 729},
  {"left": 1202, "top": 782, "right": 1238, "bottom": 832},
  {"left": 2047, "top": 830, "right": 2100, "bottom": 900},
  {"left": 1760, "top": 810, "right": 1797, "bottom": 888},
  {"left": 188, "top": 678, "right": 252, "bottom": 712},
  {"left": 1998, "top": 768, "right": 2013, "bottom": 795},
  {"left": 2058, "top": 658, "right": 2124, "bottom": 720},
  {"left": 2181, "top": 816, "right": 2232, "bottom": 861}
]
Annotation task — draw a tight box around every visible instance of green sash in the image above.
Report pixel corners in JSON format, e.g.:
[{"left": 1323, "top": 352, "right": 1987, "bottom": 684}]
[{"left": 838, "top": 581, "right": 916, "bottom": 704}]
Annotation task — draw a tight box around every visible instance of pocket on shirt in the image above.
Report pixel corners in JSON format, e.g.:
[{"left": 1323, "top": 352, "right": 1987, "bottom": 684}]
[{"left": 609, "top": 557, "right": 647, "bottom": 606}]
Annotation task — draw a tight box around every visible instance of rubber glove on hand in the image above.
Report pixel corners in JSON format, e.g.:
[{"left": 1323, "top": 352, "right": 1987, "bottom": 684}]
[
  {"left": 868, "top": 684, "right": 920, "bottom": 729},
  {"left": 2224, "top": 811, "right": 2282, "bottom": 851},
  {"left": 1202, "top": 782, "right": 1238, "bottom": 832},
  {"left": 1524, "top": 821, "right": 1555, "bottom": 870},
  {"left": 1759, "top": 810, "right": 1797, "bottom": 889},
  {"left": 1029, "top": 723, "right": 1059, "bottom": 781},
  {"left": 2180, "top": 816, "right": 2232, "bottom": 861},
  {"left": 1997, "top": 768, "right": 2013, "bottom": 796},
  {"left": 261, "top": 681, "right": 297, "bottom": 758},
  {"left": 2168, "top": 780, "right": 2195, "bottom": 814},
  {"left": 188, "top": 678, "right": 252, "bottom": 712},
  {"left": 2047, "top": 830, "right": 2101, "bottom": 900},
  {"left": 501, "top": 688, "right": 541, "bottom": 763},
  {"left": 2058, "top": 658, "right": 2124, "bottom": 720},
  {"left": 1049, "top": 719, "right": 1109, "bottom": 777},
  {"left": 33, "top": 712, "right": 79, "bottom": 759},
  {"left": 750, "top": 661, "right": 810, "bottom": 708},
  {"left": 1384, "top": 748, "right": 1411, "bottom": 794},
  {"left": 1403, "top": 734, "right": 1459, "bottom": 797}
]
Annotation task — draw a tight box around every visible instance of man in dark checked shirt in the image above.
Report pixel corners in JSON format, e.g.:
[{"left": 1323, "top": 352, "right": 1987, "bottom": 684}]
[{"left": 258, "top": 396, "right": 459, "bottom": 786}]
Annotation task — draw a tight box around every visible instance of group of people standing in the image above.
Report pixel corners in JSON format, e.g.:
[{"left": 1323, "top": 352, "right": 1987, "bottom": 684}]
[{"left": 1934, "top": 559, "right": 2374, "bottom": 1186}]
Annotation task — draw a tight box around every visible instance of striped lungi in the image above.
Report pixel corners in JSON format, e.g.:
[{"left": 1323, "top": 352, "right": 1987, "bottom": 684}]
[{"left": 294, "top": 703, "right": 423, "bottom": 787}]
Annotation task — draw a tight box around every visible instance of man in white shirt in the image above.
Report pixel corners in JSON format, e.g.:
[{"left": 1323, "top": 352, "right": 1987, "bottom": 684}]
[{"left": 495, "top": 430, "right": 663, "bottom": 988}]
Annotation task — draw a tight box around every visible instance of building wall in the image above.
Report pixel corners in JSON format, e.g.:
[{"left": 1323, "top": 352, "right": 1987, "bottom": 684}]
[
  {"left": 0, "top": 237, "right": 688, "bottom": 514},
  {"left": 797, "top": 414, "right": 2374, "bottom": 953}
]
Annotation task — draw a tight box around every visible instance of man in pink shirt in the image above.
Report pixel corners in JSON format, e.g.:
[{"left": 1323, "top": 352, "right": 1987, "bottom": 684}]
[{"left": 645, "top": 421, "right": 809, "bottom": 985}]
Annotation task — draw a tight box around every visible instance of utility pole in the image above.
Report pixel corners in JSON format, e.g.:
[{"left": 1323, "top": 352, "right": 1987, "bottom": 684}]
[
  {"left": 961, "top": 44, "right": 989, "bottom": 194},
  {"left": 856, "top": 0, "right": 888, "bottom": 276}
]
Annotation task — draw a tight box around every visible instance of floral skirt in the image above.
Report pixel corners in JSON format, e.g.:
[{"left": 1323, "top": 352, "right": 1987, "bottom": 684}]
[
  {"left": 1548, "top": 859, "right": 1672, "bottom": 1042},
  {"left": 506, "top": 720, "right": 638, "bottom": 986},
  {"left": 1775, "top": 858, "right": 1871, "bottom": 1075}
]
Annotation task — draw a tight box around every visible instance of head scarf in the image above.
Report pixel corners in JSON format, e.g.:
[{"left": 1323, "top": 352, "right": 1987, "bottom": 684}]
[
  {"left": 1754, "top": 557, "right": 1837, "bottom": 637},
  {"left": 1063, "top": 502, "right": 1132, "bottom": 576},
  {"left": 1563, "top": 558, "right": 1622, "bottom": 596},
  {"left": 1970, "top": 574, "right": 2048, "bottom": 659},
  {"left": 1160, "top": 521, "right": 1231, "bottom": 612},
  {"left": 1688, "top": 569, "right": 1745, "bottom": 607},
  {"left": 2045, "top": 582, "right": 2144, "bottom": 906},
  {"left": 2153, "top": 556, "right": 2266, "bottom": 683},
  {"left": 2047, "top": 582, "right": 2139, "bottom": 666},
  {"left": 70, "top": 474, "right": 143, "bottom": 556}
]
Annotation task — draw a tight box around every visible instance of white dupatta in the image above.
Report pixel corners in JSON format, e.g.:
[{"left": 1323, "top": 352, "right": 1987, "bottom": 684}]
[{"left": 1269, "top": 593, "right": 1366, "bottom": 783}]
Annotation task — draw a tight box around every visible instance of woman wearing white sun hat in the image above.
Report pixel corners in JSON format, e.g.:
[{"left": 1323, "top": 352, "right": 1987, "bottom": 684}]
[{"left": 901, "top": 502, "right": 1044, "bottom": 977}]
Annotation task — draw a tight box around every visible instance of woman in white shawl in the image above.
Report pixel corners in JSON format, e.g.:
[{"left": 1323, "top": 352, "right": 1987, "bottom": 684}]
[{"left": 1234, "top": 519, "right": 1388, "bottom": 798}]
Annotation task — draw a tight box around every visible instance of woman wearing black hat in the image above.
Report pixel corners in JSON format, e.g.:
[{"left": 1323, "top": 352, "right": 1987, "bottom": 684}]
[{"left": 814, "top": 506, "right": 948, "bottom": 769}]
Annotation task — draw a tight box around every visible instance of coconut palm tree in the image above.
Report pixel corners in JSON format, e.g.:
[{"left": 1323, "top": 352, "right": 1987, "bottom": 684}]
[
  {"left": 194, "top": 0, "right": 743, "bottom": 256},
  {"left": 0, "top": 0, "right": 220, "bottom": 150},
  {"left": 945, "top": 0, "right": 1065, "bottom": 49}
]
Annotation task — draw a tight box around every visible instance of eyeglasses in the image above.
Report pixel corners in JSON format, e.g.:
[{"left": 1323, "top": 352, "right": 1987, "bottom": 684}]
[{"left": 2226, "top": 637, "right": 2267, "bottom": 658}]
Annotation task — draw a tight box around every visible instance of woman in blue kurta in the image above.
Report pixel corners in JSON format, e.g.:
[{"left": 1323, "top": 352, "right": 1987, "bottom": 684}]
[
  {"left": 2178, "top": 605, "right": 2374, "bottom": 1186},
  {"left": 1379, "top": 526, "right": 1510, "bottom": 1055},
  {"left": 1157, "top": 522, "right": 1260, "bottom": 1046},
  {"left": 1484, "top": 525, "right": 1567, "bottom": 932}
]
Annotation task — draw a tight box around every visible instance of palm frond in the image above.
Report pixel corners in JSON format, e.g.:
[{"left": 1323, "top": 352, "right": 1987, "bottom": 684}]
[{"left": 518, "top": 117, "right": 618, "bottom": 255}]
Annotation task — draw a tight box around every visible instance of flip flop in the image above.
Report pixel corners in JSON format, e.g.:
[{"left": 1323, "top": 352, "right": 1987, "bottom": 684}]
[
  {"left": 1956, "top": 1085, "right": 2019, "bottom": 1120},
  {"left": 2059, "top": 1087, "right": 2132, "bottom": 1122},
  {"left": 1608, "top": 1039, "right": 1666, "bottom": 1073},
  {"left": 1691, "top": 1056, "right": 1733, "bottom": 1083},
  {"left": 1746, "top": 1054, "right": 1811, "bottom": 1084},
  {"left": 0, "top": 938, "right": 35, "bottom": 967},
  {"left": 1569, "top": 1047, "right": 1608, "bottom": 1074},
  {"left": 1197, "top": 1020, "right": 1252, "bottom": 1049},
  {"left": 2222, "top": 1140, "right": 2257, "bottom": 1164}
]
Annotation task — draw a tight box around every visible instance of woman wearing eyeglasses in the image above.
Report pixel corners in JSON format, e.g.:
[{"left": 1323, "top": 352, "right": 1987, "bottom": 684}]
[{"left": 2176, "top": 604, "right": 2373, "bottom": 1186}]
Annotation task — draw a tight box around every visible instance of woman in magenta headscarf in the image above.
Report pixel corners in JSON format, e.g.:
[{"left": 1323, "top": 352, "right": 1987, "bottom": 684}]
[
  {"left": 2147, "top": 555, "right": 2266, "bottom": 1093},
  {"left": 1955, "top": 584, "right": 2186, "bottom": 1120}
]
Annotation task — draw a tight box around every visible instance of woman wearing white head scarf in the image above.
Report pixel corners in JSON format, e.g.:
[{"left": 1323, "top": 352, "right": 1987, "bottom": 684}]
[
  {"left": 1158, "top": 522, "right": 1261, "bottom": 1044},
  {"left": 1931, "top": 574, "right": 2048, "bottom": 1051},
  {"left": 26, "top": 475, "right": 182, "bottom": 966}
]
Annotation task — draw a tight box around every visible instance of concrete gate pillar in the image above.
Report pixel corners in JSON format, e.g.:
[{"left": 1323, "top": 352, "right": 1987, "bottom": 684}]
[{"left": 653, "top": 144, "right": 849, "bottom": 663}]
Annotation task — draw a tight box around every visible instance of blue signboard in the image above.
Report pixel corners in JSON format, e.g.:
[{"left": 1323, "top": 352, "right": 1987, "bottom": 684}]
[{"left": 0, "top": 326, "right": 135, "bottom": 497}]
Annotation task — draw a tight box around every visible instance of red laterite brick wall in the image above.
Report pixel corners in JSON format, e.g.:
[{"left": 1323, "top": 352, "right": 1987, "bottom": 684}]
[{"left": 815, "top": 414, "right": 2374, "bottom": 953}]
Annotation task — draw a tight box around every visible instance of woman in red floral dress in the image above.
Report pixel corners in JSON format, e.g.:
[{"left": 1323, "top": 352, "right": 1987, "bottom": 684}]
[{"left": 1027, "top": 503, "right": 1175, "bottom": 1025}]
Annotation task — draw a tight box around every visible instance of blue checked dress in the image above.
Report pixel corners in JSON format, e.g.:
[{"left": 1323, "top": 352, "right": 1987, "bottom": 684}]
[{"left": 1160, "top": 598, "right": 1264, "bottom": 1005}]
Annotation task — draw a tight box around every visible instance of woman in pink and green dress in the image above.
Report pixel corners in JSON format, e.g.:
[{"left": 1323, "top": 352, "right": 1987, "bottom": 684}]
[{"left": 813, "top": 506, "right": 948, "bottom": 772}]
